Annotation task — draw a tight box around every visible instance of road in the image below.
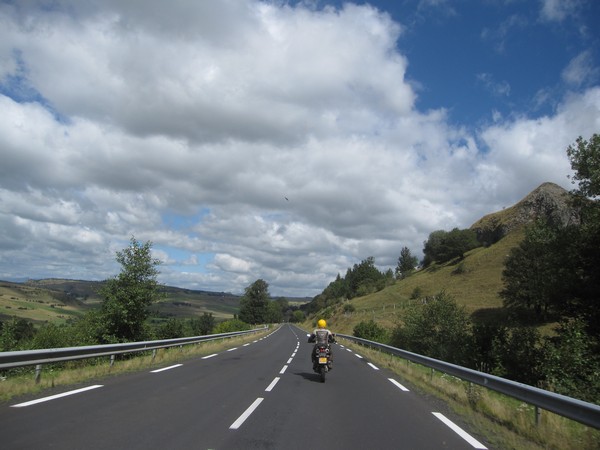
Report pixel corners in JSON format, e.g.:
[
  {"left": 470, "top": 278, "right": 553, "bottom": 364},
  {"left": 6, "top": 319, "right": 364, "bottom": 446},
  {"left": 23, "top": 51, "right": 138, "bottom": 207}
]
[{"left": 1, "top": 324, "right": 490, "bottom": 449}]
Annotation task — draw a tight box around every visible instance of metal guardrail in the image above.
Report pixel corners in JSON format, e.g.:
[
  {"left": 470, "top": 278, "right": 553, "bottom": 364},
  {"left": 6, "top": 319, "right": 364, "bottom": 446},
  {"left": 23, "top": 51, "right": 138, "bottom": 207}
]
[
  {"left": 337, "top": 333, "right": 600, "bottom": 429},
  {"left": 0, "top": 327, "right": 267, "bottom": 371}
]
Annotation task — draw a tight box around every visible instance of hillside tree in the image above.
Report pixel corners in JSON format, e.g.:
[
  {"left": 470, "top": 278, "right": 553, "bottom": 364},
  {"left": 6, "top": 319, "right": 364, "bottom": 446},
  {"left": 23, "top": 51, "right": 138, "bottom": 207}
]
[
  {"left": 97, "top": 237, "right": 163, "bottom": 343},
  {"left": 395, "top": 246, "right": 418, "bottom": 279},
  {"left": 239, "top": 279, "right": 270, "bottom": 324}
]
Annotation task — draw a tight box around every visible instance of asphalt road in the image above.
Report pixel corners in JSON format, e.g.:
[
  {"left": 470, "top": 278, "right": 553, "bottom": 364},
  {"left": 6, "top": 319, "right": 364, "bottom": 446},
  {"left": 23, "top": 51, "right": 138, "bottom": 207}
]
[{"left": 1, "top": 324, "right": 490, "bottom": 449}]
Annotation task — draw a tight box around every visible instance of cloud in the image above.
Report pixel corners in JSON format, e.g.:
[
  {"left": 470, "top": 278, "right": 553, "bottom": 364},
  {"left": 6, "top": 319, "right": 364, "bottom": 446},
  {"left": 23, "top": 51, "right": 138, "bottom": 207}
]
[
  {"left": 476, "top": 73, "right": 511, "bottom": 97},
  {"left": 539, "top": 0, "right": 583, "bottom": 22},
  {"left": 562, "top": 50, "right": 599, "bottom": 87},
  {"left": 0, "top": 1, "right": 599, "bottom": 296}
]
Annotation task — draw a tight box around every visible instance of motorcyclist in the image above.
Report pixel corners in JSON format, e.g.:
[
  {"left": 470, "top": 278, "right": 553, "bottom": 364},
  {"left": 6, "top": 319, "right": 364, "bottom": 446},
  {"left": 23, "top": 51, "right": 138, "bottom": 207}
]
[{"left": 308, "top": 319, "right": 335, "bottom": 371}]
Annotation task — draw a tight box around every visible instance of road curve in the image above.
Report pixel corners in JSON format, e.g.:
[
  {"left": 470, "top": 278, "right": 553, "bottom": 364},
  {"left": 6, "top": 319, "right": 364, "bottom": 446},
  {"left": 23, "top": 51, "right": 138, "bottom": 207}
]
[{"left": 1, "top": 324, "right": 490, "bottom": 449}]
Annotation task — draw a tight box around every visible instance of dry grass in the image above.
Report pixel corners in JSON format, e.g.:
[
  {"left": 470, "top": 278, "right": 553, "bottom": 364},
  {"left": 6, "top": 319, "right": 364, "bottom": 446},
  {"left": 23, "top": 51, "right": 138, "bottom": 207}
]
[
  {"left": 0, "top": 328, "right": 271, "bottom": 403},
  {"left": 342, "top": 340, "right": 600, "bottom": 450}
]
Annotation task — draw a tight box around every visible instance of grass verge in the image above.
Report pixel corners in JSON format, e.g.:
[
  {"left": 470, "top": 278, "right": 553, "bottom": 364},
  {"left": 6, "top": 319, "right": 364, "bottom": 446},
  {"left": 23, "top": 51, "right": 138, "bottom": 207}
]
[
  {"left": 0, "top": 327, "right": 272, "bottom": 403},
  {"left": 340, "top": 339, "right": 600, "bottom": 450}
]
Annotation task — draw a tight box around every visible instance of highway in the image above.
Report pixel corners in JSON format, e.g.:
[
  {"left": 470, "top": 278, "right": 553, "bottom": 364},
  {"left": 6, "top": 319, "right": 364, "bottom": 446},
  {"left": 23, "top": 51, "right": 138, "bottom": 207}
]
[{"left": 1, "top": 324, "right": 489, "bottom": 449}]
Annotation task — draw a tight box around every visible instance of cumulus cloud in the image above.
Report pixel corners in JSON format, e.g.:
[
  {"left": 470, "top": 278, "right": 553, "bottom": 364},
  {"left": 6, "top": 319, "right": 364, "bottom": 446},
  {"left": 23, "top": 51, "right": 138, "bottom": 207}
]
[{"left": 0, "top": 1, "right": 598, "bottom": 296}]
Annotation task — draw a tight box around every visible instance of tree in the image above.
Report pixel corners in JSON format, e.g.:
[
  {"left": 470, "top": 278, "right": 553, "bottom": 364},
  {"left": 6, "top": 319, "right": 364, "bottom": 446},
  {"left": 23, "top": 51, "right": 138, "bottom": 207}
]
[
  {"left": 190, "top": 312, "right": 215, "bottom": 336},
  {"left": 423, "top": 228, "right": 479, "bottom": 265},
  {"left": 567, "top": 133, "right": 600, "bottom": 199},
  {"left": 391, "top": 291, "right": 472, "bottom": 365},
  {"left": 395, "top": 246, "right": 418, "bottom": 279},
  {"left": 239, "top": 279, "right": 270, "bottom": 324},
  {"left": 97, "top": 237, "right": 163, "bottom": 342}
]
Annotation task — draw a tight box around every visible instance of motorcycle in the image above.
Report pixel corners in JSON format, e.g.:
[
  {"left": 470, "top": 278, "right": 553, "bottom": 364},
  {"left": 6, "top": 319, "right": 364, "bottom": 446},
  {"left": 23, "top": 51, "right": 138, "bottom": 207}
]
[{"left": 313, "top": 343, "right": 332, "bottom": 382}]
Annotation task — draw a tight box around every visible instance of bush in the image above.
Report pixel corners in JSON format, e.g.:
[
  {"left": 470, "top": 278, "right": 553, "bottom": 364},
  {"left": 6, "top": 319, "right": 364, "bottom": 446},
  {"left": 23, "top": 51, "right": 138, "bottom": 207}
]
[{"left": 353, "top": 320, "right": 389, "bottom": 343}]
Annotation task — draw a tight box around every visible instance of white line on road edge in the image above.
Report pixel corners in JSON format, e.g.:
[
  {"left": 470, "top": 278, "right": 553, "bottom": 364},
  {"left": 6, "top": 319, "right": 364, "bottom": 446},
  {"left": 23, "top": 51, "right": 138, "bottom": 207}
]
[
  {"left": 388, "top": 378, "right": 410, "bottom": 391},
  {"left": 12, "top": 385, "right": 103, "bottom": 408},
  {"left": 279, "top": 365, "right": 288, "bottom": 374},
  {"left": 287, "top": 358, "right": 293, "bottom": 364},
  {"left": 202, "top": 353, "right": 218, "bottom": 359},
  {"left": 346, "top": 348, "right": 353, "bottom": 352},
  {"left": 227, "top": 347, "right": 238, "bottom": 352},
  {"left": 432, "top": 413, "right": 487, "bottom": 449},
  {"left": 367, "top": 362, "right": 380, "bottom": 371},
  {"left": 230, "top": 398, "right": 264, "bottom": 430},
  {"left": 265, "top": 377, "right": 280, "bottom": 392},
  {"left": 243, "top": 343, "right": 251, "bottom": 347},
  {"left": 354, "top": 354, "right": 363, "bottom": 359},
  {"left": 151, "top": 364, "right": 183, "bottom": 373}
]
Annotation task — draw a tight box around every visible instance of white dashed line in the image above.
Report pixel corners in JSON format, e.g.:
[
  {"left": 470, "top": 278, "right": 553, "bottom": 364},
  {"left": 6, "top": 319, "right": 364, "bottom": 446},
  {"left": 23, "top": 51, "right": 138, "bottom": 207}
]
[
  {"left": 12, "top": 385, "right": 103, "bottom": 408},
  {"left": 265, "top": 377, "right": 280, "bottom": 392},
  {"left": 433, "top": 413, "right": 487, "bottom": 449},
  {"left": 227, "top": 347, "right": 238, "bottom": 352},
  {"left": 367, "top": 363, "right": 380, "bottom": 371},
  {"left": 243, "top": 343, "right": 251, "bottom": 347},
  {"left": 354, "top": 354, "right": 363, "bottom": 359},
  {"left": 202, "top": 353, "right": 218, "bottom": 359},
  {"left": 279, "top": 365, "right": 288, "bottom": 374},
  {"left": 230, "top": 398, "right": 264, "bottom": 430},
  {"left": 388, "top": 378, "right": 410, "bottom": 391},
  {"left": 287, "top": 358, "right": 293, "bottom": 364},
  {"left": 151, "top": 364, "right": 183, "bottom": 373}
]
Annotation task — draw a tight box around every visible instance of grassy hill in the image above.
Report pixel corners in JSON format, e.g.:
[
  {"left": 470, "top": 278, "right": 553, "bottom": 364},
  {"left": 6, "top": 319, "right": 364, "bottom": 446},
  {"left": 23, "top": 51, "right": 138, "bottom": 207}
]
[
  {"left": 311, "top": 229, "right": 524, "bottom": 335},
  {"left": 0, "top": 279, "right": 243, "bottom": 325},
  {"left": 309, "top": 182, "right": 575, "bottom": 336}
]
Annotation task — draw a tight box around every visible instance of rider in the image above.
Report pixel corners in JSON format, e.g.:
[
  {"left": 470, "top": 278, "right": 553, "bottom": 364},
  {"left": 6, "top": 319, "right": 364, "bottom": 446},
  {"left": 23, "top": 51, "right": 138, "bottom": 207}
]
[{"left": 308, "top": 319, "right": 335, "bottom": 370}]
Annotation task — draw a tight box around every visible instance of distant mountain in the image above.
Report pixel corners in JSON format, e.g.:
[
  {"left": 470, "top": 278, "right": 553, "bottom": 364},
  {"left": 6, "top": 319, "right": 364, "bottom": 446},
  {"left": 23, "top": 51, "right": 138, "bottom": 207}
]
[{"left": 470, "top": 182, "right": 579, "bottom": 246}]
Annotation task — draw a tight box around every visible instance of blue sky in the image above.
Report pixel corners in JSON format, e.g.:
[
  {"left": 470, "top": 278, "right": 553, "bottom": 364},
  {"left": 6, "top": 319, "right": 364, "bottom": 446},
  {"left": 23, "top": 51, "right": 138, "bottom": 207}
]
[{"left": 0, "top": 0, "right": 598, "bottom": 296}]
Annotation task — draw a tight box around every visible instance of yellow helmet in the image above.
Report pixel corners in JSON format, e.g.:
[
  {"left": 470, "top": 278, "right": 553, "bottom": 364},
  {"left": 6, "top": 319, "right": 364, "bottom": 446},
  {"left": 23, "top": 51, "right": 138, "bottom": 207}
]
[{"left": 317, "top": 319, "right": 327, "bottom": 328}]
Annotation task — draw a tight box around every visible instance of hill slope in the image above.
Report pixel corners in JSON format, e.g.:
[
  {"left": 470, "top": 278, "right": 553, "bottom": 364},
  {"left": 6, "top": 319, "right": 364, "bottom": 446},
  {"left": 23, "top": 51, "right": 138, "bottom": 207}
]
[{"left": 310, "top": 182, "right": 575, "bottom": 335}]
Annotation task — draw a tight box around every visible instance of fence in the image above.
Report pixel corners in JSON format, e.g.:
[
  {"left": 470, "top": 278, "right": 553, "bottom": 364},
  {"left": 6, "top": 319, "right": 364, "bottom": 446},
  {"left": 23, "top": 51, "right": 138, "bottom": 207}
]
[
  {"left": 0, "top": 327, "right": 267, "bottom": 382},
  {"left": 337, "top": 333, "right": 600, "bottom": 429}
]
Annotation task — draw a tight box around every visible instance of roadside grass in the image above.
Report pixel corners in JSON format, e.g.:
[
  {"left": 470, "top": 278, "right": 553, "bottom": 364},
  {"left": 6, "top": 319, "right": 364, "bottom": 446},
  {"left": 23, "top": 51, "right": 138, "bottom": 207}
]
[
  {"left": 0, "top": 328, "right": 272, "bottom": 403},
  {"left": 341, "top": 340, "right": 600, "bottom": 450}
]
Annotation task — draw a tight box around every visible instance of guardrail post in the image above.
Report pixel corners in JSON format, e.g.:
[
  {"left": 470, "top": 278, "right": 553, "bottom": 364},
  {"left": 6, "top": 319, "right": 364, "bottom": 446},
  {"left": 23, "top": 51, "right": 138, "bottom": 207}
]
[
  {"left": 152, "top": 349, "right": 157, "bottom": 360},
  {"left": 110, "top": 355, "right": 115, "bottom": 367},
  {"left": 535, "top": 406, "right": 541, "bottom": 426},
  {"left": 35, "top": 364, "right": 42, "bottom": 384}
]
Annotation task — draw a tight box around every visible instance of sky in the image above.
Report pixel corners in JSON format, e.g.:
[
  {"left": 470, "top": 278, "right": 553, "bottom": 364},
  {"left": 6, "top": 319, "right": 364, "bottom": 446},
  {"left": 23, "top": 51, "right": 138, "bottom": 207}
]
[{"left": 1, "top": 0, "right": 599, "bottom": 298}]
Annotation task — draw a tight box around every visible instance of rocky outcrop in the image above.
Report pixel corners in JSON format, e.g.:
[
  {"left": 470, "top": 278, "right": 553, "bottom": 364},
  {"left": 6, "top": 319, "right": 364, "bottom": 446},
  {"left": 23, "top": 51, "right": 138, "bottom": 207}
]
[{"left": 470, "top": 182, "right": 580, "bottom": 246}]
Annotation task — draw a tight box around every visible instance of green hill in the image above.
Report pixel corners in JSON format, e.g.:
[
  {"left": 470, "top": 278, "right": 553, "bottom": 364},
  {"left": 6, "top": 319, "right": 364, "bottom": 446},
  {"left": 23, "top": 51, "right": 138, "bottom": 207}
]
[{"left": 308, "top": 182, "right": 576, "bottom": 336}]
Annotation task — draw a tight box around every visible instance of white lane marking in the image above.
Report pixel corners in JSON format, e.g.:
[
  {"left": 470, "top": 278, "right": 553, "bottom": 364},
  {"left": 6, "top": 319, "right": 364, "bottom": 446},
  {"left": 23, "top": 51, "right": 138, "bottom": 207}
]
[
  {"left": 227, "top": 347, "right": 238, "bottom": 352},
  {"left": 367, "top": 363, "right": 380, "bottom": 371},
  {"left": 388, "top": 378, "right": 410, "bottom": 391},
  {"left": 230, "top": 398, "right": 264, "bottom": 430},
  {"left": 346, "top": 348, "right": 353, "bottom": 352},
  {"left": 279, "top": 365, "right": 288, "bottom": 374},
  {"left": 287, "top": 358, "right": 293, "bottom": 364},
  {"left": 151, "top": 364, "right": 183, "bottom": 373},
  {"left": 339, "top": 345, "right": 345, "bottom": 348},
  {"left": 243, "top": 343, "right": 251, "bottom": 347},
  {"left": 354, "top": 354, "right": 363, "bottom": 359},
  {"left": 265, "top": 377, "right": 280, "bottom": 392},
  {"left": 291, "top": 352, "right": 297, "bottom": 357},
  {"left": 253, "top": 340, "right": 259, "bottom": 343},
  {"left": 12, "top": 385, "right": 103, "bottom": 408},
  {"left": 202, "top": 354, "right": 218, "bottom": 359},
  {"left": 432, "top": 413, "right": 487, "bottom": 449}
]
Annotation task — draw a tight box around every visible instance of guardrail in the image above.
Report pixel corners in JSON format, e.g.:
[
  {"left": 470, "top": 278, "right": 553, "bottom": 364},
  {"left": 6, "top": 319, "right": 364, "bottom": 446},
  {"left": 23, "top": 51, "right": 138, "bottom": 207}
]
[
  {"left": 337, "top": 333, "right": 600, "bottom": 429},
  {"left": 0, "top": 327, "right": 267, "bottom": 381}
]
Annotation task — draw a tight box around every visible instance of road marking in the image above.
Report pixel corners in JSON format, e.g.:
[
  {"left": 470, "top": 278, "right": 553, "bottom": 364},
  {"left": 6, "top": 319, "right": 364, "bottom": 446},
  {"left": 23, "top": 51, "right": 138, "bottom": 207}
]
[
  {"left": 227, "top": 347, "right": 238, "bottom": 352},
  {"left": 291, "top": 352, "right": 297, "bottom": 357},
  {"left": 287, "top": 358, "right": 293, "bottom": 364},
  {"left": 243, "top": 343, "right": 251, "bottom": 347},
  {"left": 202, "top": 354, "right": 218, "bottom": 359},
  {"left": 151, "top": 364, "right": 183, "bottom": 373},
  {"left": 388, "top": 378, "right": 410, "bottom": 391},
  {"left": 265, "top": 377, "right": 280, "bottom": 392},
  {"left": 346, "top": 348, "right": 353, "bottom": 352},
  {"left": 368, "top": 363, "right": 380, "bottom": 371},
  {"left": 12, "top": 385, "right": 103, "bottom": 408},
  {"left": 354, "top": 353, "right": 363, "bottom": 359},
  {"left": 230, "top": 398, "right": 264, "bottom": 430},
  {"left": 432, "top": 413, "right": 487, "bottom": 449},
  {"left": 279, "top": 365, "right": 288, "bottom": 374}
]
